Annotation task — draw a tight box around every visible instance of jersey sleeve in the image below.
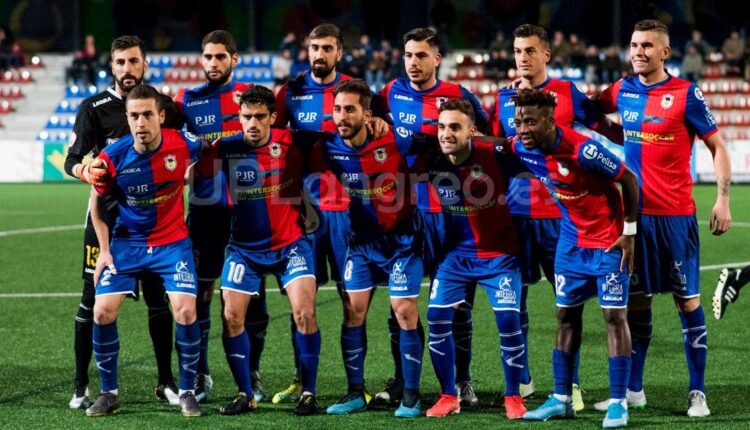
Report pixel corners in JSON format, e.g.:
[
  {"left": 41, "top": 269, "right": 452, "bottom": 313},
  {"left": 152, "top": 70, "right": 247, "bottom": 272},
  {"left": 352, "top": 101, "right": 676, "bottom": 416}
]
[
  {"left": 373, "top": 83, "right": 393, "bottom": 122},
  {"left": 596, "top": 79, "right": 622, "bottom": 115},
  {"left": 685, "top": 84, "right": 719, "bottom": 139},
  {"left": 273, "top": 84, "right": 291, "bottom": 127},
  {"left": 488, "top": 97, "right": 504, "bottom": 137},
  {"left": 570, "top": 82, "right": 601, "bottom": 128},
  {"left": 181, "top": 130, "right": 203, "bottom": 163},
  {"left": 461, "top": 86, "right": 490, "bottom": 134},
  {"left": 577, "top": 139, "right": 625, "bottom": 180}
]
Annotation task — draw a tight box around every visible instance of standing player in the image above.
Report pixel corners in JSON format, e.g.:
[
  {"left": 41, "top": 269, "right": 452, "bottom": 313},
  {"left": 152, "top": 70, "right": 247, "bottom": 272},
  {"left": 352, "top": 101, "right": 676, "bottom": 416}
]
[
  {"left": 488, "top": 23, "right": 622, "bottom": 408},
  {"left": 174, "top": 30, "right": 261, "bottom": 403},
  {"left": 374, "top": 27, "right": 489, "bottom": 407},
  {"left": 271, "top": 23, "right": 351, "bottom": 404},
  {"left": 506, "top": 89, "right": 639, "bottom": 429},
  {"left": 424, "top": 100, "right": 527, "bottom": 420},
  {"left": 594, "top": 19, "right": 731, "bottom": 416},
  {"left": 319, "top": 79, "right": 424, "bottom": 418},
  {"left": 84, "top": 84, "right": 203, "bottom": 417},
  {"left": 196, "top": 86, "right": 322, "bottom": 416},
  {"left": 713, "top": 265, "right": 749, "bottom": 319},
  {"left": 65, "top": 35, "right": 183, "bottom": 409}
]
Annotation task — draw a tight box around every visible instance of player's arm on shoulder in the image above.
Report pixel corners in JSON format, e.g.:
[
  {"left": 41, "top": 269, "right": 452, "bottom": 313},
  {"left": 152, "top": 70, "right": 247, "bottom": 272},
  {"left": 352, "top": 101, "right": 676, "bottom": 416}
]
[
  {"left": 89, "top": 186, "right": 114, "bottom": 286},
  {"left": 703, "top": 132, "right": 732, "bottom": 235},
  {"left": 462, "top": 86, "right": 490, "bottom": 134}
]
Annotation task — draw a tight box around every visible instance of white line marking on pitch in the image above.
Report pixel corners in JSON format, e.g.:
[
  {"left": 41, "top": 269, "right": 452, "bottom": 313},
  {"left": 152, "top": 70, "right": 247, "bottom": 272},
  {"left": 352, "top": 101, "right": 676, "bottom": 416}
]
[
  {"left": 0, "top": 224, "right": 84, "bottom": 237},
  {"left": 4, "top": 261, "right": 750, "bottom": 298}
]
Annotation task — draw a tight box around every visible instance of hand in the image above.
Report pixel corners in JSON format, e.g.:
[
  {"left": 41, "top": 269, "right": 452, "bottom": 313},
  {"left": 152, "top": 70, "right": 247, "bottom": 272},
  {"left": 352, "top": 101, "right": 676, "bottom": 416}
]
[
  {"left": 709, "top": 199, "right": 731, "bottom": 236},
  {"left": 366, "top": 117, "right": 390, "bottom": 140},
  {"left": 503, "top": 78, "right": 525, "bottom": 90},
  {"left": 606, "top": 234, "right": 635, "bottom": 275},
  {"left": 80, "top": 158, "right": 109, "bottom": 187},
  {"left": 93, "top": 250, "right": 116, "bottom": 286}
]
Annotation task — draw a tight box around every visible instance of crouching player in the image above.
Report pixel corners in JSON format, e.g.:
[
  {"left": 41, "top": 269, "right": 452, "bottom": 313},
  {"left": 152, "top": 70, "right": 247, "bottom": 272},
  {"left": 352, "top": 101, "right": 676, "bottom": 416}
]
[
  {"left": 506, "top": 89, "right": 639, "bottom": 429},
  {"left": 86, "top": 84, "right": 203, "bottom": 417},
  {"left": 196, "top": 85, "right": 322, "bottom": 416},
  {"left": 423, "top": 99, "right": 527, "bottom": 419}
]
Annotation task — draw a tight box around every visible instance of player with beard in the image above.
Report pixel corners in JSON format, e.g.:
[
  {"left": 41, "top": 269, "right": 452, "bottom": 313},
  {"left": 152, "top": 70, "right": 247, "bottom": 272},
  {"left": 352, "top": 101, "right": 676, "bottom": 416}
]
[
  {"left": 173, "top": 30, "right": 260, "bottom": 403},
  {"left": 65, "top": 35, "right": 183, "bottom": 409},
  {"left": 272, "top": 23, "right": 389, "bottom": 405}
]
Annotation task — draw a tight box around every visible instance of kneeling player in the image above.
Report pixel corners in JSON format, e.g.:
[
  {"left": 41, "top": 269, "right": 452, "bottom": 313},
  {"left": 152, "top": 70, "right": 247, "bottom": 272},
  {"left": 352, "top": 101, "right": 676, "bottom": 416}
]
[
  {"left": 424, "top": 100, "right": 527, "bottom": 419},
  {"left": 197, "top": 86, "right": 321, "bottom": 416},
  {"left": 505, "top": 90, "right": 639, "bottom": 429},
  {"left": 86, "top": 85, "right": 203, "bottom": 417}
]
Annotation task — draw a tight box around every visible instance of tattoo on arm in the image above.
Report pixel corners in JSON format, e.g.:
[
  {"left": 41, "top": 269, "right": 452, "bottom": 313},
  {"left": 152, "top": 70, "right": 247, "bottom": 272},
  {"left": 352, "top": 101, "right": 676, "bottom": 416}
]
[{"left": 718, "top": 177, "right": 730, "bottom": 196}]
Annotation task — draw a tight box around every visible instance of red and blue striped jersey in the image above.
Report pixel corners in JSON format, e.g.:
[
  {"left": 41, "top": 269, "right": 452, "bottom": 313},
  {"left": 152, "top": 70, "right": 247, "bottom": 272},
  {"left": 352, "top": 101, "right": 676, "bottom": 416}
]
[
  {"left": 509, "top": 127, "right": 626, "bottom": 249},
  {"left": 598, "top": 74, "right": 718, "bottom": 215},
  {"left": 274, "top": 71, "right": 351, "bottom": 211},
  {"left": 377, "top": 78, "right": 488, "bottom": 213},
  {"left": 428, "top": 140, "right": 517, "bottom": 258},
  {"left": 175, "top": 79, "right": 253, "bottom": 207},
  {"left": 200, "top": 128, "right": 306, "bottom": 251},
  {"left": 310, "top": 131, "right": 414, "bottom": 241},
  {"left": 95, "top": 129, "right": 201, "bottom": 246},
  {"left": 489, "top": 78, "right": 601, "bottom": 219}
]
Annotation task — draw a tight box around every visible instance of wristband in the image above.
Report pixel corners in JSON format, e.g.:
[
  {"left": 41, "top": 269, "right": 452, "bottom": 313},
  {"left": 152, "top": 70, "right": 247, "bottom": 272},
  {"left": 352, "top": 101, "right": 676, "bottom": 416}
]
[
  {"left": 623, "top": 221, "right": 637, "bottom": 236},
  {"left": 73, "top": 164, "right": 82, "bottom": 179}
]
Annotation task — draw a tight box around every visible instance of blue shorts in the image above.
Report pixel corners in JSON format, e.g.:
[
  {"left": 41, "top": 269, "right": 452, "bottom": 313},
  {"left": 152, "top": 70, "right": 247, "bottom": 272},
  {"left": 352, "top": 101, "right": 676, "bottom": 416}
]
[
  {"left": 430, "top": 252, "right": 522, "bottom": 312},
  {"left": 187, "top": 205, "right": 230, "bottom": 282},
  {"left": 343, "top": 228, "right": 424, "bottom": 298},
  {"left": 554, "top": 241, "right": 630, "bottom": 308},
  {"left": 513, "top": 216, "right": 560, "bottom": 286},
  {"left": 422, "top": 211, "right": 446, "bottom": 279},
  {"left": 631, "top": 214, "right": 700, "bottom": 299},
  {"left": 310, "top": 209, "right": 351, "bottom": 285},
  {"left": 220, "top": 236, "right": 316, "bottom": 296},
  {"left": 96, "top": 238, "right": 197, "bottom": 297}
]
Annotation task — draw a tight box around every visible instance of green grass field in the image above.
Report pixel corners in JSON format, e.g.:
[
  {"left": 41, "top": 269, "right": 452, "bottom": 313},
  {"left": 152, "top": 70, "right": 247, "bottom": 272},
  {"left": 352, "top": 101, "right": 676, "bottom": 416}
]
[{"left": 1, "top": 183, "right": 749, "bottom": 429}]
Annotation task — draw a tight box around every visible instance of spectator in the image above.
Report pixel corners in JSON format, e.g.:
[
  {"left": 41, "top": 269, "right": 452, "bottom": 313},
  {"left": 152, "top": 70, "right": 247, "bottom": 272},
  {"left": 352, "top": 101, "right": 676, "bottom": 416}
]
[
  {"left": 365, "top": 50, "right": 386, "bottom": 90},
  {"left": 486, "top": 47, "right": 513, "bottom": 80},
  {"left": 273, "top": 48, "right": 293, "bottom": 84},
  {"left": 584, "top": 45, "right": 601, "bottom": 84},
  {"left": 721, "top": 30, "right": 745, "bottom": 75},
  {"left": 67, "top": 35, "right": 100, "bottom": 86},
  {"left": 568, "top": 33, "right": 587, "bottom": 69},
  {"left": 385, "top": 46, "right": 406, "bottom": 80},
  {"left": 551, "top": 30, "right": 572, "bottom": 68},
  {"left": 279, "top": 32, "right": 299, "bottom": 59},
  {"left": 359, "top": 34, "right": 374, "bottom": 60},
  {"left": 600, "top": 45, "right": 623, "bottom": 84},
  {"left": 684, "top": 30, "right": 714, "bottom": 59},
  {"left": 682, "top": 44, "right": 704, "bottom": 82},
  {"left": 489, "top": 30, "right": 511, "bottom": 52},
  {"left": 289, "top": 48, "right": 309, "bottom": 78}
]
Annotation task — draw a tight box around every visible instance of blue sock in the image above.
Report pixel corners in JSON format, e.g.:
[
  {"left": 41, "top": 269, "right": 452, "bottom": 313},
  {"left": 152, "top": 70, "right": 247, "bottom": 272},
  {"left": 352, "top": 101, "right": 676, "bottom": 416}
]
[
  {"left": 572, "top": 348, "right": 581, "bottom": 386},
  {"left": 295, "top": 330, "right": 321, "bottom": 394},
  {"left": 453, "top": 301, "right": 473, "bottom": 383},
  {"left": 628, "top": 309, "right": 652, "bottom": 392},
  {"left": 175, "top": 322, "right": 200, "bottom": 391},
  {"left": 400, "top": 328, "right": 423, "bottom": 391},
  {"left": 496, "top": 311, "right": 525, "bottom": 396},
  {"left": 609, "top": 355, "right": 631, "bottom": 399},
  {"left": 341, "top": 325, "right": 366, "bottom": 388},
  {"left": 223, "top": 331, "right": 253, "bottom": 395},
  {"left": 93, "top": 321, "right": 120, "bottom": 392},
  {"left": 427, "top": 307, "right": 457, "bottom": 396},
  {"left": 196, "top": 300, "right": 211, "bottom": 375},
  {"left": 552, "top": 349, "right": 574, "bottom": 396},
  {"left": 519, "top": 283, "right": 531, "bottom": 384},
  {"left": 680, "top": 306, "right": 707, "bottom": 393}
]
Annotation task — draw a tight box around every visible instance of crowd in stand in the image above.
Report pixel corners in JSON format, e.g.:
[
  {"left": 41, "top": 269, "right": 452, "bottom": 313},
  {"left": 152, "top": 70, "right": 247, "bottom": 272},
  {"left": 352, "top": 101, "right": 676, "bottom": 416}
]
[{"left": 0, "top": 25, "right": 26, "bottom": 72}]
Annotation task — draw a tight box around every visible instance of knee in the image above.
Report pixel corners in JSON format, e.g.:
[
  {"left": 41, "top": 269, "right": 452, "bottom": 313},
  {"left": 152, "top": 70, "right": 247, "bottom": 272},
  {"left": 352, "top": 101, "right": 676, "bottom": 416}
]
[
  {"left": 603, "top": 309, "right": 628, "bottom": 327},
  {"left": 93, "top": 305, "right": 116, "bottom": 325},
  {"left": 223, "top": 307, "right": 245, "bottom": 333},
  {"left": 393, "top": 303, "right": 418, "bottom": 327},
  {"left": 172, "top": 303, "right": 196, "bottom": 325},
  {"left": 674, "top": 296, "right": 700, "bottom": 313},
  {"left": 293, "top": 306, "right": 317, "bottom": 333}
]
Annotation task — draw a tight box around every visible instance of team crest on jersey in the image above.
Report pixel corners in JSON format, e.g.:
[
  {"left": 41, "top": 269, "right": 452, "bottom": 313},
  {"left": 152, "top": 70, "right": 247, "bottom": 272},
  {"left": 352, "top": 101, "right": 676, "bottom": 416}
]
[
  {"left": 661, "top": 94, "right": 674, "bottom": 109},
  {"left": 470, "top": 163, "right": 483, "bottom": 178},
  {"left": 557, "top": 162, "right": 570, "bottom": 176},
  {"left": 164, "top": 154, "right": 177, "bottom": 171},
  {"left": 374, "top": 147, "right": 387, "bottom": 163},
  {"left": 436, "top": 97, "right": 448, "bottom": 109},
  {"left": 233, "top": 90, "right": 242, "bottom": 105},
  {"left": 269, "top": 142, "right": 282, "bottom": 158}
]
